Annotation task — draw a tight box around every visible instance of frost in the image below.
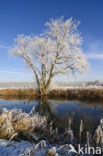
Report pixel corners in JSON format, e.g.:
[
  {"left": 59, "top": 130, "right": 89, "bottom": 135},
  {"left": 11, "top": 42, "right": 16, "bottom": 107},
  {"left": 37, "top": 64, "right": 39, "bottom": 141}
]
[{"left": 10, "top": 17, "right": 89, "bottom": 94}]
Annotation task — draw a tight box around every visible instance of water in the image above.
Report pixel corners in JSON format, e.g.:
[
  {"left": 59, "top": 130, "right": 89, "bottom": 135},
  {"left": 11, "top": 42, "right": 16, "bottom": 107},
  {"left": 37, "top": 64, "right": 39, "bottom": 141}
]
[{"left": 0, "top": 98, "right": 103, "bottom": 141}]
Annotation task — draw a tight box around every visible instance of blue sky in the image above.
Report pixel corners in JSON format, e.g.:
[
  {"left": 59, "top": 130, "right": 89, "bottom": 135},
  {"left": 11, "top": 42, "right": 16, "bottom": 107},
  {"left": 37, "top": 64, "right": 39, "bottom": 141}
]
[{"left": 0, "top": 0, "right": 103, "bottom": 82}]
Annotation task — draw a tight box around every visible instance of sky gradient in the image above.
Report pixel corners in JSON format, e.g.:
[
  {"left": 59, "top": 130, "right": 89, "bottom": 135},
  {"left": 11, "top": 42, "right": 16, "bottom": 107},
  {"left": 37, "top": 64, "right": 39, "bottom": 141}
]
[{"left": 0, "top": 0, "right": 103, "bottom": 82}]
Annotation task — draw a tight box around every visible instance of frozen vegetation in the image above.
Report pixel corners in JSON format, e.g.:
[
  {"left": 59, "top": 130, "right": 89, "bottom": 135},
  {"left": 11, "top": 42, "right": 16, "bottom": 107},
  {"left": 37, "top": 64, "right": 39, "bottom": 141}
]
[
  {"left": 0, "top": 82, "right": 36, "bottom": 89},
  {"left": 0, "top": 107, "right": 103, "bottom": 155},
  {"left": 10, "top": 17, "right": 89, "bottom": 95},
  {"left": 0, "top": 81, "right": 103, "bottom": 90}
]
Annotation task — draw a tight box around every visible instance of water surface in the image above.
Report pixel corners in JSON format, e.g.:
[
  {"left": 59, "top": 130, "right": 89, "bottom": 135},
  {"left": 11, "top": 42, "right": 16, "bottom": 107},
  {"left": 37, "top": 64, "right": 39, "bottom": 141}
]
[{"left": 0, "top": 98, "right": 103, "bottom": 141}]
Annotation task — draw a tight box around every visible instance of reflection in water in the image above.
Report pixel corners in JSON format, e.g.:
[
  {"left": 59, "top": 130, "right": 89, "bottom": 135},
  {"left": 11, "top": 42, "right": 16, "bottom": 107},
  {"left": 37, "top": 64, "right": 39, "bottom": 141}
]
[{"left": 0, "top": 98, "right": 103, "bottom": 142}]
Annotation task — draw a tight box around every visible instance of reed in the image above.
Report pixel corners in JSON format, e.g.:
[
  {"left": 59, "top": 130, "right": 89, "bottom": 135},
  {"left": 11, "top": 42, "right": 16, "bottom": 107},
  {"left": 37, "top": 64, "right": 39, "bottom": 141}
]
[
  {"left": 0, "top": 88, "right": 103, "bottom": 100},
  {"left": 0, "top": 89, "right": 38, "bottom": 99},
  {"left": 48, "top": 88, "right": 103, "bottom": 100}
]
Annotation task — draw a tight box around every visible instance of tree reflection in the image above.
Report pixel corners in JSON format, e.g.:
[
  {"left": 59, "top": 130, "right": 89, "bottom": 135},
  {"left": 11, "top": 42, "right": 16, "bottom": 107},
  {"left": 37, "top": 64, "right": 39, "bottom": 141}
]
[
  {"left": 1, "top": 96, "right": 103, "bottom": 143},
  {"left": 34, "top": 98, "right": 103, "bottom": 143},
  {"left": 35, "top": 97, "right": 56, "bottom": 119}
]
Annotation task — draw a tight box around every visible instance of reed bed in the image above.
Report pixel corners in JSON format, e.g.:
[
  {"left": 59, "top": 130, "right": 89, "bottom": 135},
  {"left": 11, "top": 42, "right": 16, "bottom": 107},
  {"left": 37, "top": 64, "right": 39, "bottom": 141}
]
[
  {"left": 0, "top": 88, "right": 103, "bottom": 100},
  {"left": 0, "top": 89, "right": 38, "bottom": 99},
  {"left": 49, "top": 88, "right": 103, "bottom": 100}
]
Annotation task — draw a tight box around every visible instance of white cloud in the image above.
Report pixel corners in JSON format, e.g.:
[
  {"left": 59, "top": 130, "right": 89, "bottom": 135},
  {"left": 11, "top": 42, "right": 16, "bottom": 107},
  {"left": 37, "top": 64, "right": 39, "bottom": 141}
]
[
  {"left": 85, "top": 40, "right": 103, "bottom": 59},
  {"left": 0, "top": 45, "right": 10, "bottom": 49},
  {"left": 87, "top": 53, "right": 103, "bottom": 59},
  {"left": 0, "top": 70, "right": 25, "bottom": 75}
]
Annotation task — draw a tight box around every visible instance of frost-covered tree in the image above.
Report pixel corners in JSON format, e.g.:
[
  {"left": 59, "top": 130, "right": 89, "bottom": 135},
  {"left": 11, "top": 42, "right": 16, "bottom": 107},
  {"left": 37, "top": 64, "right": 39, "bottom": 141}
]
[{"left": 10, "top": 17, "right": 88, "bottom": 94}]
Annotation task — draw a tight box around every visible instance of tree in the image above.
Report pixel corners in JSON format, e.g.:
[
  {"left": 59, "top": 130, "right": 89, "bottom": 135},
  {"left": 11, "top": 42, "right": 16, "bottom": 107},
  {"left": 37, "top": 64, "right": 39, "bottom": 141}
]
[{"left": 10, "top": 17, "right": 89, "bottom": 95}]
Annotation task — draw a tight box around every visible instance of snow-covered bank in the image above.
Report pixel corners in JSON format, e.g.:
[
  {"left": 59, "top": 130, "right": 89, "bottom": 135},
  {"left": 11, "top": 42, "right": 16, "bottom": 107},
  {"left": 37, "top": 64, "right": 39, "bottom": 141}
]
[
  {"left": 0, "top": 107, "right": 103, "bottom": 156},
  {"left": 0, "top": 139, "right": 35, "bottom": 156},
  {"left": 0, "top": 139, "right": 78, "bottom": 156}
]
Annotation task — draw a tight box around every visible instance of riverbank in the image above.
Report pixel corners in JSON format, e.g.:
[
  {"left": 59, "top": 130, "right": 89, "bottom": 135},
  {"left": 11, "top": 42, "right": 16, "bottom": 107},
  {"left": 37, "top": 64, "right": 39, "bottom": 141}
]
[
  {"left": 0, "top": 88, "right": 103, "bottom": 100},
  {"left": 0, "top": 107, "right": 78, "bottom": 156},
  {"left": 0, "top": 107, "right": 102, "bottom": 156}
]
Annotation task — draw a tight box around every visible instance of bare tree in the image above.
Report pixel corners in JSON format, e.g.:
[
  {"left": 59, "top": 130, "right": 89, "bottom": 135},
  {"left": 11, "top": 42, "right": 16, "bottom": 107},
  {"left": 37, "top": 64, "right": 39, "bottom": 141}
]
[{"left": 10, "top": 17, "right": 89, "bottom": 95}]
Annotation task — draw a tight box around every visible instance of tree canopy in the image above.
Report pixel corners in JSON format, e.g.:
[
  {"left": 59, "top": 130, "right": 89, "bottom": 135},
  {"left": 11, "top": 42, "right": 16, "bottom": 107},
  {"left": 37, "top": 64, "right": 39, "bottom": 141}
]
[{"left": 10, "top": 17, "right": 89, "bottom": 94}]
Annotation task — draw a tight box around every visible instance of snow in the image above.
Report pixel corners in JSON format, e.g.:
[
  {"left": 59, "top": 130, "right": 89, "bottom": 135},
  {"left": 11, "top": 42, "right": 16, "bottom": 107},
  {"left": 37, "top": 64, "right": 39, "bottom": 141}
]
[
  {"left": 0, "top": 139, "right": 48, "bottom": 156},
  {"left": 0, "top": 139, "right": 35, "bottom": 156}
]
